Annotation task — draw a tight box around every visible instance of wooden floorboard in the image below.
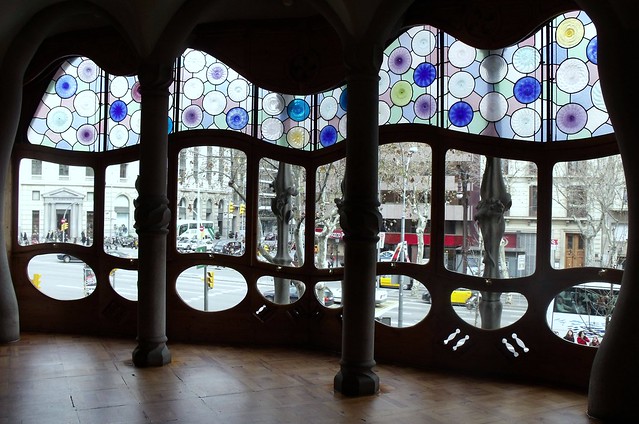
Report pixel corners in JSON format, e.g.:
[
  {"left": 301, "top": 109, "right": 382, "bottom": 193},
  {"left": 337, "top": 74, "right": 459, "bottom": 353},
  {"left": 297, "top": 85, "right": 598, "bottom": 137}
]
[{"left": 0, "top": 333, "right": 599, "bottom": 423}]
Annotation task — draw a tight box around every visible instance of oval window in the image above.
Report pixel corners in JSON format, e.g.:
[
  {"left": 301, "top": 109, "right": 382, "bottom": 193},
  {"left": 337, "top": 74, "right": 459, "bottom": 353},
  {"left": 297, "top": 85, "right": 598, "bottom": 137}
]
[
  {"left": 28, "top": 253, "right": 97, "bottom": 300},
  {"left": 176, "top": 265, "right": 247, "bottom": 312}
]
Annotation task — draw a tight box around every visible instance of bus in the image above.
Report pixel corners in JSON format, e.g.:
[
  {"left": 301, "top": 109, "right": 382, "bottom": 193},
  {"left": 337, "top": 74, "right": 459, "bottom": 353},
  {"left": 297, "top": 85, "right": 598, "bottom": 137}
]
[
  {"left": 546, "top": 282, "right": 619, "bottom": 342},
  {"left": 177, "top": 220, "right": 216, "bottom": 239}
]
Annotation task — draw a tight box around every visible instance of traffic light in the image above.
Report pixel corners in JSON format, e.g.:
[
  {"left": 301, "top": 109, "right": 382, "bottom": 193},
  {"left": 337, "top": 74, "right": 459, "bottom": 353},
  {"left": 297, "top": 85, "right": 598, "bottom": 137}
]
[
  {"left": 206, "top": 271, "right": 214, "bottom": 288},
  {"left": 239, "top": 203, "right": 246, "bottom": 215},
  {"left": 61, "top": 222, "right": 68, "bottom": 231},
  {"left": 228, "top": 202, "right": 235, "bottom": 213},
  {"left": 32, "top": 273, "right": 41, "bottom": 289}
]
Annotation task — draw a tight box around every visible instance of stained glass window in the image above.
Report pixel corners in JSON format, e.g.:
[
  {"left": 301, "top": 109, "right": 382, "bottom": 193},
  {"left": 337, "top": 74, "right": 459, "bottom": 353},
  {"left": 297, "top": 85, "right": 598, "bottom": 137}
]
[
  {"left": 107, "top": 75, "right": 141, "bottom": 149},
  {"left": 550, "top": 11, "right": 612, "bottom": 139},
  {"left": 258, "top": 90, "right": 314, "bottom": 149},
  {"left": 178, "top": 49, "right": 253, "bottom": 134},
  {"left": 379, "top": 26, "right": 440, "bottom": 126},
  {"left": 28, "top": 12, "right": 611, "bottom": 150},
  {"left": 28, "top": 57, "right": 104, "bottom": 151}
]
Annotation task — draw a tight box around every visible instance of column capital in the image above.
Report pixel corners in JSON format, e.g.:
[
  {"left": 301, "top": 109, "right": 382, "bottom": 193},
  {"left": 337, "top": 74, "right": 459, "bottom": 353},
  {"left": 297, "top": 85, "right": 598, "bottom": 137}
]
[{"left": 137, "top": 62, "right": 174, "bottom": 95}]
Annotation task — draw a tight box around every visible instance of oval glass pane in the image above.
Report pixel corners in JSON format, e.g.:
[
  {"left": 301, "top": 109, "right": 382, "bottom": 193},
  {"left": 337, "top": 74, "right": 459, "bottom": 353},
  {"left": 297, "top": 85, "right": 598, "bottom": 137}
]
[
  {"left": 547, "top": 282, "right": 618, "bottom": 346},
  {"left": 176, "top": 265, "right": 247, "bottom": 312},
  {"left": 257, "top": 276, "right": 305, "bottom": 305},
  {"left": 451, "top": 289, "right": 528, "bottom": 329},
  {"left": 28, "top": 253, "right": 96, "bottom": 300},
  {"left": 109, "top": 268, "right": 138, "bottom": 301},
  {"left": 375, "top": 275, "right": 429, "bottom": 328},
  {"left": 315, "top": 281, "right": 340, "bottom": 308}
]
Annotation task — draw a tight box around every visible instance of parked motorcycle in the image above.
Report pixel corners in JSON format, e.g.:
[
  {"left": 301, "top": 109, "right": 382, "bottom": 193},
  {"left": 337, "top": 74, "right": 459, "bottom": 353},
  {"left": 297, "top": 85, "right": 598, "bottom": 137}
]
[{"left": 466, "top": 292, "right": 481, "bottom": 310}]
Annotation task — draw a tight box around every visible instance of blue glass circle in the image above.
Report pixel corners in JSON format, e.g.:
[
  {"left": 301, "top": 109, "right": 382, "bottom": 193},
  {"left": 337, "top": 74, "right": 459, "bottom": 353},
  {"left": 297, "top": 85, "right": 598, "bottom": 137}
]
[
  {"left": 56, "top": 75, "right": 78, "bottom": 99},
  {"left": 414, "top": 63, "right": 437, "bottom": 87},
  {"left": 319, "top": 125, "right": 338, "bottom": 147},
  {"left": 449, "top": 101, "right": 473, "bottom": 127},
  {"left": 587, "top": 36, "right": 598, "bottom": 64},
  {"left": 287, "top": 99, "right": 310, "bottom": 122},
  {"left": 167, "top": 117, "right": 173, "bottom": 134},
  {"left": 226, "top": 107, "right": 249, "bottom": 130},
  {"left": 109, "top": 100, "right": 128, "bottom": 122},
  {"left": 513, "top": 76, "right": 541, "bottom": 104},
  {"left": 339, "top": 89, "right": 348, "bottom": 111}
]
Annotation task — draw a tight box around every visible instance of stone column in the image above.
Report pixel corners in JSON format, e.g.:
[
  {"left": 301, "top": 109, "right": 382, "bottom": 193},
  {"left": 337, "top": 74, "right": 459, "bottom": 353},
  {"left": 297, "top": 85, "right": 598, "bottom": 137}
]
[
  {"left": 334, "top": 42, "right": 382, "bottom": 396},
  {"left": 271, "top": 161, "right": 297, "bottom": 303},
  {"left": 475, "top": 156, "right": 511, "bottom": 329},
  {"left": 131, "top": 63, "right": 172, "bottom": 367},
  {"left": 586, "top": 2, "right": 639, "bottom": 420}
]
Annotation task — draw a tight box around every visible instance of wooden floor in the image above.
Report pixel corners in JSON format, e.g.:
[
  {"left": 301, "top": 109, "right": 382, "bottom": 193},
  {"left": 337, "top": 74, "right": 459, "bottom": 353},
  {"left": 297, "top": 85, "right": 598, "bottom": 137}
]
[{"left": 1, "top": 333, "right": 599, "bottom": 424}]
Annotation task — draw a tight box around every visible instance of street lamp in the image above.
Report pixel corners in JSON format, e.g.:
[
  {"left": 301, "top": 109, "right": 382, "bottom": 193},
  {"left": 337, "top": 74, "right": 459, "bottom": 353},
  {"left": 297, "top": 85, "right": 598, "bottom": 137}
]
[
  {"left": 456, "top": 166, "right": 469, "bottom": 275},
  {"left": 398, "top": 145, "right": 418, "bottom": 328}
]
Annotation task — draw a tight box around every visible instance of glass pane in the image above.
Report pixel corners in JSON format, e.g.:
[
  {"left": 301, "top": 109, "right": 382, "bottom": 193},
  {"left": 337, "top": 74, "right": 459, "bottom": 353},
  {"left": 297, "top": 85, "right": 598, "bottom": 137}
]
[
  {"left": 105, "top": 161, "right": 139, "bottom": 253},
  {"left": 315, "top": 159, "right": 345, "bottom": 269},
  {"left": 176, "top": 147, "right": 246, "bottom": 256},
  {"left": 552, "top": 156, "right": 627, "bottom": 269},
  {"left": 451, "top": 289, "right": 528, "bottom": 329},
  {"left": 28, "top": 253, "right": 97, "bottom": 300},
  {"left": 547, "top": 282, "right": 618, "bottom": 346},
  {"left": 178, "top": 49, "right": 253, "bottom": 135},
  {"left": 257, "top": 159, "right": 305, "bottom": 267},
  {"left": 27, "top": 57, "right": 105, "bottom": 151},
  {"left": 18, "top": 159, "right": 95, "bottom": 246},
  {"left": 176, "top": 265, "right": 247, "bottom": 312},
  {"left": 257, "top": 276, "right": 306, "bottom": 305},
  {"left": 109, "top": 266, "right": 138, "bottom": 301},
  {"left": 257, "top": 90, "right": 314, "bottom": 150},
  {"left": 444, "top": 152, "right": 536, "bottom": 278},
  {"left": 379, "top": 142, "right": 432, "bottom": 265},
  {"left": 375, "top": 276, "right": 428, "bottom": 328}
]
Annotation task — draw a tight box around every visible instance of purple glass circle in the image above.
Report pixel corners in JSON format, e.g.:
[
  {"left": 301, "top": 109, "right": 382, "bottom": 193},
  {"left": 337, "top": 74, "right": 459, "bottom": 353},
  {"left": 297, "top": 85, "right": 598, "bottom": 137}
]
[
  {"left": 182, "top": 105, "right": 203, "bottom": 128},
  {"left": 77, "top": 124, "right": 96, "bottom": 145},
  {"left": 389, "top": 47, "right": 412, "bottom": 75},
  {"left": 414, "top": 94, "right": 437, "bottom": 120},
  {"left": 132, "top": 82, "right": 142, "bottom": 102},
  {"left": 556, "top": 103, "right": 587, "bottom": 134}
]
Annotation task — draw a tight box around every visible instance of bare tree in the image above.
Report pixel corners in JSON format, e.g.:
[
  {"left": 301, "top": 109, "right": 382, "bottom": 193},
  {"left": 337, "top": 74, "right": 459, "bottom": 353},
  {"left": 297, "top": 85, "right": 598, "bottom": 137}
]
[{"left": 553, "top": 155, "right": 626, "bottom": 267}]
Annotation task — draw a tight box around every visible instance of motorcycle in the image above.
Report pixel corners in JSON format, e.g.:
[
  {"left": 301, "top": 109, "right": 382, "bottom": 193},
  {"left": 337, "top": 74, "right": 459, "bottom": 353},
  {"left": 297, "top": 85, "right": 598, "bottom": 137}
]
[{"left": 466, "top": 292, "right": 481, "bottom": 310}]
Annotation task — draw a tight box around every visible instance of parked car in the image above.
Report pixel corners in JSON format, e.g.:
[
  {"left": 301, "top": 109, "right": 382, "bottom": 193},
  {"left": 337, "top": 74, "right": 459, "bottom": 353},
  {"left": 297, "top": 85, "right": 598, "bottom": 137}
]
[
  {"left": 177, "top": 237, "right": 196, "bottom": 252},
  {"left": 56, "top": 253, "right": 83, "bottom": 263},
  {"left": 422, "top": 288, "right": 475, "bottom": 305}
]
